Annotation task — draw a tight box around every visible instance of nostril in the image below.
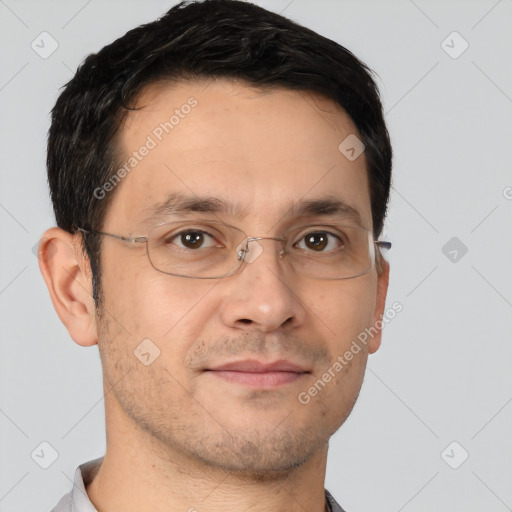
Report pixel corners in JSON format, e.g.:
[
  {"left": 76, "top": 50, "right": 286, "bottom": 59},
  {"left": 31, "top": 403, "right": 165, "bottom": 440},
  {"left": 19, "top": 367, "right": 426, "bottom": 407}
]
[{"left": 239, "top": 319, "right": 252, "bottom": 324}]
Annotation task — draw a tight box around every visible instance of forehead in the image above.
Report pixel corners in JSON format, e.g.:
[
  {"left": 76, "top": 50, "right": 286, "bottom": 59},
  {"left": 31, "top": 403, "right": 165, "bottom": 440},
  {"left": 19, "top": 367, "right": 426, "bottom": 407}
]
[{"left": 105, "top": 78, "right": 372, "bottom": 232}]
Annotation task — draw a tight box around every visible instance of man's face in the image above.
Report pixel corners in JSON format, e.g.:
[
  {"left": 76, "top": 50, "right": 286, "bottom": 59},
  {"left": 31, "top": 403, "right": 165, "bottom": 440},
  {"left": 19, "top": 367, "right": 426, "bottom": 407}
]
[{"left": 95, "top": 79, "right": 388, "bottom": 474}]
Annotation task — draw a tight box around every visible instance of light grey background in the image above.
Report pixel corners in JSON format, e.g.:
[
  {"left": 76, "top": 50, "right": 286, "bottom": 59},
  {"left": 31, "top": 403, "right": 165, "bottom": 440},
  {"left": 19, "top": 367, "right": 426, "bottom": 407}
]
[{"left": 1, "top": 0, "right": 511, "bottom": 511}]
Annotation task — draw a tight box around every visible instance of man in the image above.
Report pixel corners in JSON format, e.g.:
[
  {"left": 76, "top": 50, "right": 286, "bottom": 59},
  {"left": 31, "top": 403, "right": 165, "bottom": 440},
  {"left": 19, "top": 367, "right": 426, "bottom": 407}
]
[{"left": 39, "top": 0, "right": 392, "bottom": 510}]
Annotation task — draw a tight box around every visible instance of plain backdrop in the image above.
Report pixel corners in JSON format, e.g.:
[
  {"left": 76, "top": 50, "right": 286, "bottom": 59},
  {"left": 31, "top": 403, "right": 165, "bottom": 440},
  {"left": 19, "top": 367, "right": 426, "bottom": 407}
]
[{"left": 0, "top": 1, "right": 511, "bottom": 511}]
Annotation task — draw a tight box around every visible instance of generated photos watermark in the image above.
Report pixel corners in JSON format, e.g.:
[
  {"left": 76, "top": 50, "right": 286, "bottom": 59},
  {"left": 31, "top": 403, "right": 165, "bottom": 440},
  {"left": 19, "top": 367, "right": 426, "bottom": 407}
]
[
  {"left": 93, "top": 97, "right": 198, "bottom": 200},
  {"left": 298, "top": 301, "right": 403, "bottom": 405}
]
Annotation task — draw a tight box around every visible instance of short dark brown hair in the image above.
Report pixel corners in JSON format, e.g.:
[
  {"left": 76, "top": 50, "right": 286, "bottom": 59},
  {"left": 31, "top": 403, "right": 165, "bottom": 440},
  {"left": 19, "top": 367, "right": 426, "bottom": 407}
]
[{"left": 47, "top": 0, "right": 392, "bottom": 305}]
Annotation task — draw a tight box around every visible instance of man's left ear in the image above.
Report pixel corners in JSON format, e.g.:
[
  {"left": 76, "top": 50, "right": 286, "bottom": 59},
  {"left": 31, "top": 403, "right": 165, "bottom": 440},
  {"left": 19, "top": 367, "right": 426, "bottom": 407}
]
[{"left": 369, "top": 259, "right": 390, "bottom": 354}]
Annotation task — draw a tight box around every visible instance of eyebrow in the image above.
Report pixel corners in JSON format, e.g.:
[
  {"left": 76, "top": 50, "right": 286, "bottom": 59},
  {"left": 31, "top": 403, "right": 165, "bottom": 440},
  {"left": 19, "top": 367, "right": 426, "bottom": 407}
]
[{"left": 141, "top": 192, "right": 365, "bottom": 228}]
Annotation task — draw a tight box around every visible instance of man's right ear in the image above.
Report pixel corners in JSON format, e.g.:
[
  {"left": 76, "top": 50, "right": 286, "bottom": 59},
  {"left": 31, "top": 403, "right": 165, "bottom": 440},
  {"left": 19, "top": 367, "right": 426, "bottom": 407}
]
[{"left": 38, "top": 227, "right": 98, "bottom": 347}]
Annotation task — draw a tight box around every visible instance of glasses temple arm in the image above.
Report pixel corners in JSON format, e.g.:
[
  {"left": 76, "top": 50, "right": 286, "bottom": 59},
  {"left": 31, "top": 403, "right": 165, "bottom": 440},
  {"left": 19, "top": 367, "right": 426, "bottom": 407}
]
[{"left": 76, "top": 228, "right": 147, "bottom": 244}]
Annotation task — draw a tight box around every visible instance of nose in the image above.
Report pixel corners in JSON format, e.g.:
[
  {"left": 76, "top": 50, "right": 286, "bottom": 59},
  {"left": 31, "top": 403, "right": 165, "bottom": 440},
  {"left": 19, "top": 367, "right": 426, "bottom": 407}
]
[{"left": 219, "top": 238, "right": 307, "bottom": 333}]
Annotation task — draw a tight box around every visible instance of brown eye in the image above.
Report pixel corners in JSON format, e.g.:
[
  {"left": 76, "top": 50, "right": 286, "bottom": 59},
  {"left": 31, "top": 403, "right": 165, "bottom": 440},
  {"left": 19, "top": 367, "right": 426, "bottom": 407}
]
[
  {"left": 167, "top": 230, "right": 216, "bottom": 250},
  {"left": 181, "top": 231, "right": 205, "bottom": 249},
  {"left": 305, "top": 233, "right": 328, "bottom": 251},
  {"left": 296, "top": 231, "right": 342, "bottom": 252}
]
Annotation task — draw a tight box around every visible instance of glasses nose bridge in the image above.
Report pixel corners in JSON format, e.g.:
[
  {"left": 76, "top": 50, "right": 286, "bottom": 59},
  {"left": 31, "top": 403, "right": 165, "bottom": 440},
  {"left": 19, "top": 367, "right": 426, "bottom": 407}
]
[
  {"left": 246, "top": 236, "right": 287, "bottom": 243},
  {"left": 238, "top": 235, "right": 288, "bottom": 263}
]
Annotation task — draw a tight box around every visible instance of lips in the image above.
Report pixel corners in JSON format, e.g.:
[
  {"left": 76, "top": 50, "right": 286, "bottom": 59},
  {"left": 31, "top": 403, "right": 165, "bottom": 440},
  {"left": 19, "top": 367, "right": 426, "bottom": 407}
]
[
  {"left": 205, "top": 359, "right": 310, "bottom": 388},
  {"left": 207, "top": 359, "right": 309, "bottom": 373}
]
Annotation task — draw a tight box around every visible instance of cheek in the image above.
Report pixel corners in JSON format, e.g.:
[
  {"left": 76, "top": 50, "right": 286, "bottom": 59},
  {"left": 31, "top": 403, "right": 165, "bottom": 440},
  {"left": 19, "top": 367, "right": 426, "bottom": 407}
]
[
  {"left": 308, "top": 282, "right": 377, "bottom": 428},
  {"left": 102, "top": 246, "right": 198, "bottom": 329},
  {"left": 101, "top": 253, "right": 218, "bottom": 368},
  {"left": 319, "top": 276, "right": 377, "bottom": 347}
]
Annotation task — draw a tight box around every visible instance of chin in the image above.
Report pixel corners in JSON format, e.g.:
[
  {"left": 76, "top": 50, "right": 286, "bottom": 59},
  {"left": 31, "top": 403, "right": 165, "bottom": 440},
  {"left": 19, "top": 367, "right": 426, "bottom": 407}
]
[{"left": 173, "top": 421, "right": 330, "bottom": 478}]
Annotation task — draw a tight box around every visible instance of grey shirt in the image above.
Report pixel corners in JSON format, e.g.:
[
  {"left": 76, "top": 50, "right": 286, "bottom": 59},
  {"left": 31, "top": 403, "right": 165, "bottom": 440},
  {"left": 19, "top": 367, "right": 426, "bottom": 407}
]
[{"left": 50, "top": 457, "right": 346, "bottom": 512}]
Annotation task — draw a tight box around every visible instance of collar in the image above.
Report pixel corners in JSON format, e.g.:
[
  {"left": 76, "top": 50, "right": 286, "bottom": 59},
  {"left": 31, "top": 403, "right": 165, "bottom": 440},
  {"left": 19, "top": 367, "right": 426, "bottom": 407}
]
[{"left": 54, "top": 458, "right": 346, "bottom": 512}]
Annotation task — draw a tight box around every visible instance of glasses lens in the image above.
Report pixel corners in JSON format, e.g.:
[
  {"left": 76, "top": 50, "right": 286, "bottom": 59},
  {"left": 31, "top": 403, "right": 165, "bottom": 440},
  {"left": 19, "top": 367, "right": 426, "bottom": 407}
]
[
  {"left": 287, "top": 225, "right": 372, "bottom": 279},
  {"left": 147, "top": 220, "right": 373, "bottom": 279},
  {"left": 147, "top": 220, "right": 247, "bottom": 278}
]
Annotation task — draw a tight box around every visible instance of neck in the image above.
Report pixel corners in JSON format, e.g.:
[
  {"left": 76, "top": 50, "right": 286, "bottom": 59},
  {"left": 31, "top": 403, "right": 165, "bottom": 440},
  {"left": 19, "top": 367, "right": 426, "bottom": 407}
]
[{"left": 86, "top": 397, "right": 329, "bottom": 512}]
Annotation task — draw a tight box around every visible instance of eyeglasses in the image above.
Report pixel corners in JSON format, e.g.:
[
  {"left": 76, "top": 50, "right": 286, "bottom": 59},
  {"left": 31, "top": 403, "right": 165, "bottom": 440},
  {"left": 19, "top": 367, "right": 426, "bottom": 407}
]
[{"left": 78, "top": 219, "right": 391, "bottom": 280}]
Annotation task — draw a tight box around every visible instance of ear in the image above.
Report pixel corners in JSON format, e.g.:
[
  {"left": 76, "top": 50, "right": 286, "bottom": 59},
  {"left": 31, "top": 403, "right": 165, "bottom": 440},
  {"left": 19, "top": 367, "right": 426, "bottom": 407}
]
[
  {"left": 38, "top": 227, "right": 98, "bottom": 347},
  {"left": 368, "top": 258, "right": 390, "bottom": 354}
]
